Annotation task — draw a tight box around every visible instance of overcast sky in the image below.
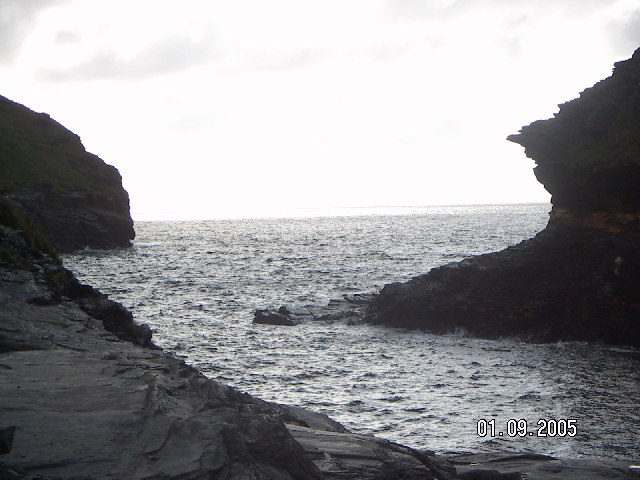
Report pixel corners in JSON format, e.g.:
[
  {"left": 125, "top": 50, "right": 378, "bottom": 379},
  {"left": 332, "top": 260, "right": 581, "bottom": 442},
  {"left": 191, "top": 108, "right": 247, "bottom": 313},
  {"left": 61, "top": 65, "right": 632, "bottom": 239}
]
[{"left": 1, "top": 0, "right": 639, "bottom": 220}]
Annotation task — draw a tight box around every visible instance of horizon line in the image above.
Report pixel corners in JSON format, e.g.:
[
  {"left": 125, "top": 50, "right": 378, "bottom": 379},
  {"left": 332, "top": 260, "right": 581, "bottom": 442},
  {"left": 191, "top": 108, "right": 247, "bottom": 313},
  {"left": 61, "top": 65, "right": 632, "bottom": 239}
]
[{"left": 132, "top": 201, "right": 551, "bottom": 222}]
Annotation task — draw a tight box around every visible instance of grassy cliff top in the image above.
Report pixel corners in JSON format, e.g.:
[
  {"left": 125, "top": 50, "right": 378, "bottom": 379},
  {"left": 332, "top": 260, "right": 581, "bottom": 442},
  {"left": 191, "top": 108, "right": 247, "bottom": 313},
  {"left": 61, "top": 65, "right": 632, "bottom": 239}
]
[{"left": 0, "top": 95, "right": 127, "bottom": 202}]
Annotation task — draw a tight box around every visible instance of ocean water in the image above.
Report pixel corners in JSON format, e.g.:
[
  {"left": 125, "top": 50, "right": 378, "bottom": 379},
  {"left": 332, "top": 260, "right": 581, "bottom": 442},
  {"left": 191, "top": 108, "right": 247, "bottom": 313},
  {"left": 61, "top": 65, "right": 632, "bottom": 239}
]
[{"left": 63, "top": 204, "right": 640, "bottom": 461}]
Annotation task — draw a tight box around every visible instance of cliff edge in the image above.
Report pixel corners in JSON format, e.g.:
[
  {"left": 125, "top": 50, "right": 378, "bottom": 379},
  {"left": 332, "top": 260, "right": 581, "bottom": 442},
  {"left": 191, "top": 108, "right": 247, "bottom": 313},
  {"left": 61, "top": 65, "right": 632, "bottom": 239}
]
[
  {"left": 0, "top": 95, "right": 134, "bottom": 252},
  {"left": 364, "top": 48, "right": 640, "bottom": 347},
  {"left": 508, "top": 48, "right": 640, "bottom": 229}
]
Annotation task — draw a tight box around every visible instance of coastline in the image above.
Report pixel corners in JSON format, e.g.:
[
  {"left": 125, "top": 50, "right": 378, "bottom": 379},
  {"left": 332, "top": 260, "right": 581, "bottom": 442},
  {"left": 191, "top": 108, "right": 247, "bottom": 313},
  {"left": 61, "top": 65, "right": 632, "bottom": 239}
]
[{"left": 364, "top": 47, "right": 640, "bottom": 348}]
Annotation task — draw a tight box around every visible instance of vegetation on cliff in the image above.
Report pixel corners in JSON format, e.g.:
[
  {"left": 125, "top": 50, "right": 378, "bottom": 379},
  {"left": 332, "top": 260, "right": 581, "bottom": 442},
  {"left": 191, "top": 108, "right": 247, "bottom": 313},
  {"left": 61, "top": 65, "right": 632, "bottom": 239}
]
[
  {"left": 0, "top": 95, "right": 126, "bottom": 200},
  {"left": 0, "top": 95, "right": 135, "bottom": 251}
]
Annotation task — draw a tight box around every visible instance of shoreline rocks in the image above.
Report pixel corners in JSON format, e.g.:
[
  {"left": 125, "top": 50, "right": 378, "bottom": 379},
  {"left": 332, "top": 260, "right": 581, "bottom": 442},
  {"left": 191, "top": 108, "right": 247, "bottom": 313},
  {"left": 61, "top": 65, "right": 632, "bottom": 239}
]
[
  {"left": 449, "top": 452, "right": 640, "bottom": 480},
  {"left": 364, "top": 223, "right": 640, "bottom": 346},
  {"left": 254, "top": 307, "right": 300, "bottom": 326}
]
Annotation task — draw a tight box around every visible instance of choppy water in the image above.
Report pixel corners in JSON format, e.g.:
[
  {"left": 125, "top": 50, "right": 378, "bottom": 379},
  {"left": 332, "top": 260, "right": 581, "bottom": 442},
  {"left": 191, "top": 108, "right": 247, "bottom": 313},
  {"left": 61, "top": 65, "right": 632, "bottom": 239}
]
[{"left": 63, "top": 204, "right": 640, "bottom": 461}]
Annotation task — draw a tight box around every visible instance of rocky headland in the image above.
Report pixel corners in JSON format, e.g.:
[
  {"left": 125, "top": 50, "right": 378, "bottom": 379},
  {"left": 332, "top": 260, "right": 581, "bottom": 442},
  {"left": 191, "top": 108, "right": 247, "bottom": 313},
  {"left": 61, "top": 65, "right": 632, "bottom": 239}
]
[
  {"left": 0, "top": 95, "right": 134, "bottom": 252},
  {"left": 364, "top": 48, "right": 640, "bottom": 347}
]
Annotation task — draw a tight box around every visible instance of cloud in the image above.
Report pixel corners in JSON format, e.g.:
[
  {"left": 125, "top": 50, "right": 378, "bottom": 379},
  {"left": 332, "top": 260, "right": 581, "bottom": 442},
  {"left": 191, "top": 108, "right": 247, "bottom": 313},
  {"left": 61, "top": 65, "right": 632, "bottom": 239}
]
[
  {"left": 229, "top": 49, "right": 321, "bottom": 73},
  {"left": 388, "top": 0, "right": 621, "bottom": 19},
  {"left": 38, "top": 35, "right": 215, "bottom": 81},
  {"left": 608, "top": 10, "right": 640, "bottom": 55},
  {"left": 0, "top": 0, "right": 69, "bottom": 64},
  {"left": 54, "top": 30, "right": 81, "bottom": 44}
]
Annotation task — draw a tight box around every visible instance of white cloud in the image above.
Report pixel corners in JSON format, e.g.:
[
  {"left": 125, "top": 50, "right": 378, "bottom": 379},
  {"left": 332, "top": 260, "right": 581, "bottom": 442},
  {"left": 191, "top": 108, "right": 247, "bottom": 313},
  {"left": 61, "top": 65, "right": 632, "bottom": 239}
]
[
  {"left": 0, "top": 0, "right": 69, "bottom": 63},
  {"left": 608, "top": 9, "right": 640, "bottom": 54},
  {"left": 38, "top": 35, "right": 216, "bottom": 81}
]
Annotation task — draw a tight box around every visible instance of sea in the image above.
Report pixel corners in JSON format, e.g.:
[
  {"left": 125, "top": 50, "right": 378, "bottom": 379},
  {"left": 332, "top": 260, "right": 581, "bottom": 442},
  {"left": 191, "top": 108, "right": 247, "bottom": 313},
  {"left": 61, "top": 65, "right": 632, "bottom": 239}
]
[{"left": 62, "top": 204, "right": 640, "bottom": 462}]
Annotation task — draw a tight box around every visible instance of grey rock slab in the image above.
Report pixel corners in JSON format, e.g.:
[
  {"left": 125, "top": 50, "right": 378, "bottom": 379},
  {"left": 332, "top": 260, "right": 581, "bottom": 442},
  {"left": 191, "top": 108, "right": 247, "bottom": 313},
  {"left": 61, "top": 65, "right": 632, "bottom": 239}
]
[
  {"left": 0, "top": 343, "right": 322, "bottom": 479},
  {"left": 284, "top": 405, "right": 349, "bottom": 433},
  {"left": 450, "top": 453, "right": 640, "bottom": 480},
  {"left": 287, "top": 424, "right": 457, "bottom": 479}
]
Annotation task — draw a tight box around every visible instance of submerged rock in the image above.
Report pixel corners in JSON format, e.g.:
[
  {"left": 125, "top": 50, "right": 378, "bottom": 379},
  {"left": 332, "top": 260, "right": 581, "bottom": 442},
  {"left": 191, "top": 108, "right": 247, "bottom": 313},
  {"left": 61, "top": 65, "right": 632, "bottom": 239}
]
[
  {"left": 365, "top": 47, "right": 640, "bottom": 347},
  {"left": 254, "top": 294, "right": 373, "bottom": 326},
  {"left": 0, "top": 95, "right": 134, "bottom": 252},
  {"left": 254, "top": 308, "right": 299, "bottom": 325}
]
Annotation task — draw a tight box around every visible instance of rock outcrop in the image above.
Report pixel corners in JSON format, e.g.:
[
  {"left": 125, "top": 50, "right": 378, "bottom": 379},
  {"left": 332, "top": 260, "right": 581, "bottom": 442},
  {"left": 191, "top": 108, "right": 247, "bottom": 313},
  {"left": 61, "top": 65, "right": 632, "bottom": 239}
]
[
  {"left": 449, "top": 452, "right": 640, "bottom": 480},
  {"left": 254, "top": 307, "right": 300, "bottom": 326},
  {"left": 508, "top": 49, "right": 640, "bottom": 228},
  {"left": 253, "top": 295, "right": 372, "bottom": 326},
  {"left": 364, "top": 48, "right": 640, "bottom": 347},
  {"left": 0, "top": 95, "right": 134, "bottom": 252}
]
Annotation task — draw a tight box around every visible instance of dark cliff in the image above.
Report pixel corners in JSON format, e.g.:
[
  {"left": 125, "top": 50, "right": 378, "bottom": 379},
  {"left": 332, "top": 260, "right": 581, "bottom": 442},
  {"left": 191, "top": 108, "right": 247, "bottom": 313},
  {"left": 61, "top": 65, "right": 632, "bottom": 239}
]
[
  {"left": 365, "top": 48, "right": 640, "bottom": 347},
  {"left": 0, "top": 95, "right": 134, "bottom": 252},
  {"left": 508, "top": 48, "right": 640, "bottom": 229}
]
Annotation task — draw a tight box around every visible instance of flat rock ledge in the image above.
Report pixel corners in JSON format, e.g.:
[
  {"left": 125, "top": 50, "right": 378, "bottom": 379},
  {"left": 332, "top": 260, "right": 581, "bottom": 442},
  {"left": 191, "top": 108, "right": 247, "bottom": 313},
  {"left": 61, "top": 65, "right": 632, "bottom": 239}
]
[
  {"left": 287, "top": 424, "right": 456, "bottom": 479},
  {"left": 449, "top": 453, "right": 640, "bottom": 480}
]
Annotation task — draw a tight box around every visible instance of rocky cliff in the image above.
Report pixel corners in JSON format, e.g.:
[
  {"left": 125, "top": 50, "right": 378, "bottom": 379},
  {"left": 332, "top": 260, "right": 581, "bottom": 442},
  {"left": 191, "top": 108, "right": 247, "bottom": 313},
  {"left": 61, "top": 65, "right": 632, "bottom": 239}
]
[
  {"left": 0, "top": 95, "right": 134, "bottom": 252},
  {"left": 508, "top": 48, "right": 640, "bottom": 229},
  {"left": 364, "top": 48, "right": 640, "bottom": 347}
]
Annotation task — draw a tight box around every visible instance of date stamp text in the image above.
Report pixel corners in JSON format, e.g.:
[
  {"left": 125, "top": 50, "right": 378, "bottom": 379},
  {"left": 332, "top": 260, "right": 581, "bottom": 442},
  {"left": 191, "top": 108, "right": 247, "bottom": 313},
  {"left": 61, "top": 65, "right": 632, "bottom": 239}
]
[{"left": 476, "top": 419, "right": 577, "bottom": 437}]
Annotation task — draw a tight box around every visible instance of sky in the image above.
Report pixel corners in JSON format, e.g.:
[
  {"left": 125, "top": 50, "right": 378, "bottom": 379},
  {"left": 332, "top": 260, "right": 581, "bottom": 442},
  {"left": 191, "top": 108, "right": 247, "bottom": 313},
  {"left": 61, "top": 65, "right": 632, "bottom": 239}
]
[{"left": 1, "top": 0, "right": 639, "bottom": 220}]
